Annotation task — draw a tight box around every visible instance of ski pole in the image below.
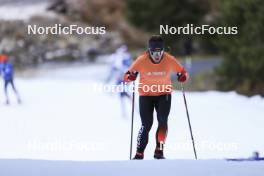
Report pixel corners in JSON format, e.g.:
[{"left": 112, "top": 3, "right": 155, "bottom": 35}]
[
  {"left": 129, "top": 81, "right": 136, "bottom": 160},
  {"left": 181, "top": 83, "right": 198, "bottom": 160}
]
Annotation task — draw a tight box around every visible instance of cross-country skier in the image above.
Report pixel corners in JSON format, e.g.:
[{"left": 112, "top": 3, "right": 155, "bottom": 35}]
[
  {"left": 105, "top": 45, "right": 132, "bottom": 84},
  {"left": 124, "top": 35, "right": 188, "bottom": 159},
  {"left": 0, "top": 53, "right": 21, "bottom": 105},
  {"left": 226, "top": 151, "right": 264, "bottom": 161},
  {"left": 106, "top": 45, "right": 132, "bottom": 117}
]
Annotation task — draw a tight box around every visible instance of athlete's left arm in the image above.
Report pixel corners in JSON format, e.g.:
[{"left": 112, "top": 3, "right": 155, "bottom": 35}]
[{"left": 171, "top": 57, "right": 188, "bottom": 82}]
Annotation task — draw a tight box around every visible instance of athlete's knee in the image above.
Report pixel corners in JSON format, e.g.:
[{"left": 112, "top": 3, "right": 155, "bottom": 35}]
[{"left": 141, "top": 123, "right": 152, "bottom": 133}]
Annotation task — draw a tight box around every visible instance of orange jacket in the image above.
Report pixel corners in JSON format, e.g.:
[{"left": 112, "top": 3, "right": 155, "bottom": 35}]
[{"left": 124, "top": 52, "right": 187, "bottom": 96}]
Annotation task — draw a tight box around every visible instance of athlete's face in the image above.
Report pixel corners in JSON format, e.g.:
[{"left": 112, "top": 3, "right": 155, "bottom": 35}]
[{"left": 149, "top": 48, "right": 164, "bottom": 63}]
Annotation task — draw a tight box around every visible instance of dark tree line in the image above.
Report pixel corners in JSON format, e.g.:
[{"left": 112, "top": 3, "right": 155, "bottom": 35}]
[{"left": 126, "top": 0, "right": 264, "bottom": 96}]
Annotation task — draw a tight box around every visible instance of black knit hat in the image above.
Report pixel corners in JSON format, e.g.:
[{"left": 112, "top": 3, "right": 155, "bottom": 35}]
[{"left": 148, "top": 35, "right": 164, "bottom": 51}]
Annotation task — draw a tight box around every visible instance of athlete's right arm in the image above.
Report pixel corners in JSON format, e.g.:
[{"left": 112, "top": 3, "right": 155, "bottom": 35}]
[{"left": 123, "top": 57, "right": 141, "bottom": 82}]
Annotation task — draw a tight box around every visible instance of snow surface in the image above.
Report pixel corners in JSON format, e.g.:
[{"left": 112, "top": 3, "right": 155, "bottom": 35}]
[
  {"left": 0, "top": 63, "right": 263, "bottom": 162},
  {"left": 0, "top": 159, "right": 264, "bottom": 176}
]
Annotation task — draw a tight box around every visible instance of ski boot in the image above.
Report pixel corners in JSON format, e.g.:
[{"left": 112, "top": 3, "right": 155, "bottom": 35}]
[
  {"left": 154, "top": 149, "right": 165, "bottom": 159},
  {"left": 133, "top": 152, "right": 144, "bottom": 160}
]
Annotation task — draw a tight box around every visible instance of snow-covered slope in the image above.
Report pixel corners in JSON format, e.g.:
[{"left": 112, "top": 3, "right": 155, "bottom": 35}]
[
  {"left": 0, "top": 63, "right": 263, "bottom": 161},
  {"left": 0, "top": 159, "right": 263, "bottom": 176}
]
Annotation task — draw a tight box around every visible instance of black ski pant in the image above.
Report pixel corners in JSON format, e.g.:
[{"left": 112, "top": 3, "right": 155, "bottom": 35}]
[{"left": 136, "top": 94, "right": 171, "bottom": 153}]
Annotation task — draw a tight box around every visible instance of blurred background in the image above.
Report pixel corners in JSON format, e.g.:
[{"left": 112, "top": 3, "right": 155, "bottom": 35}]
[
  {"left": 0, "top": 0, "right": 263, "bottom": 95},
  {"left": 0, "top": 0, "right": 263, "bottom": 161}
]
